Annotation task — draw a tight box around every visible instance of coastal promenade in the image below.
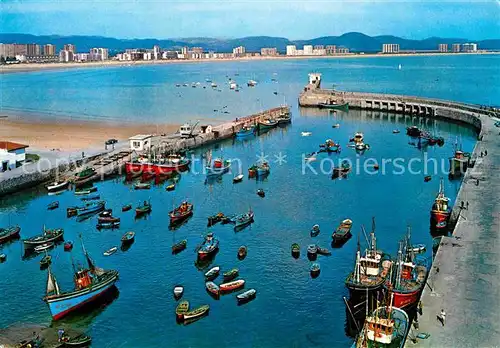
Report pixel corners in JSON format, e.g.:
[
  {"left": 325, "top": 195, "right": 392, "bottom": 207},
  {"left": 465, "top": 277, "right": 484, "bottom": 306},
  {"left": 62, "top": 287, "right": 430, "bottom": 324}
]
[{"left": 299, "top": 76, "right": 500, "bottom": 347}]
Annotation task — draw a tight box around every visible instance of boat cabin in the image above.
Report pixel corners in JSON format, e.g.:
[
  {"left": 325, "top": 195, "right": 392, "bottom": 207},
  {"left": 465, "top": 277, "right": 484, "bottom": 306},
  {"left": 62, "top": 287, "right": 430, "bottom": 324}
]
[
  {"left": 74, "top": 269, "right": 93, "bottom": 290},
  {"left": 129, "top": 134, "right": 152, "bottom": 152},
  {"left": 401, "top": 261, "right": 415, "bottom": 280},
  {"left": 179, "top": 124, "right": 193, "bottom": 138},
  {"left": 366, "top": 317, "right": 395, "bottom": 344},
  {"left": 360, "top": 253, "right": 381, "bottom": 277}
]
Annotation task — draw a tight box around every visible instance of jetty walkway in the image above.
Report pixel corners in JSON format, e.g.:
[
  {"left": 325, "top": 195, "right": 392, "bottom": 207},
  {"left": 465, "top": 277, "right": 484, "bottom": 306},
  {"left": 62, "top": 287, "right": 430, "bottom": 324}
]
[{"left": 299, "top": 74, "right": 500, "bottom": 347}]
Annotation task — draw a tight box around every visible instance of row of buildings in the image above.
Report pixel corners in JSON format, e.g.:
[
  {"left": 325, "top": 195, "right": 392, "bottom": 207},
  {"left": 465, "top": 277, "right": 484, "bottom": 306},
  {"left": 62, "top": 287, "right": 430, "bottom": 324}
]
[
  {"left": 0, "top": 43, "right": 109, "bottom": 63},
  {"left": 286, "top": 45, "right": 350, "bottom": 56},
  {"left": 382, "top": 42, "right": 479, "bottom": 54}
]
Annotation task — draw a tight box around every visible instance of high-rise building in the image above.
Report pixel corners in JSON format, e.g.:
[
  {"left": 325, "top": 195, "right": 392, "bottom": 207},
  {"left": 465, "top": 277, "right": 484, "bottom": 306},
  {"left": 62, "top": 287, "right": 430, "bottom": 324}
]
[
  {"left": 462, "top": 43, "right": 478, "bottom": 52},
  {"left": 260, "top": 47, "right": 278, "bottom": 56},
  {"left": 232, "top": 46, "right": 246, "bottom": 57},
  {"left": 326, "top": 45, "right": 337, "bottom": 55},
  {"left": 89, "top": 48, "right": 109, "bottom": 61},
  {"left": 286, "top": 45, "right": 297, "bottom": 56},
  {"left": 191, "top": 47, "right": 203, "bottom": 54},
  {"left": 452, "top": 44, "right": 461, "bottom": 53},
  {"left": 26, "top": 44, "right": 41, "bottom": 56},
  {"left": 43, "top": 44, "right": 56, "bottom": 56},
  {"left": 313, "top": 45, "right": 324, "bottom": 50},
  {"left": 0, "top": 44, "right": 16, "bottom": 58},
  {"left": 382, "top": 44, "right": 400, "bottom": 53},
  {"left": 59, "top": 50, "right": 74, "bottom": 62},
  {"left": 438, "top": 44, "right": 448, "bottom": 53},
  {"left": 64, "top": 44, "right": 76, "bottom": 53},
  {"left": 153, "top": 45, "right": 161, "bottom": 60},
  {"left": 303, "top": 45, "right": 313, "bottom": 55}
]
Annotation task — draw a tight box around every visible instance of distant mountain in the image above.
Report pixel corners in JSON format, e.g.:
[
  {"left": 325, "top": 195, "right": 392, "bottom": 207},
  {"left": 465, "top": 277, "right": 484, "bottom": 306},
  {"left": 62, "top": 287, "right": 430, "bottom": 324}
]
[{"left": 0, "top": 32, "right": 499, "bottom": 54}]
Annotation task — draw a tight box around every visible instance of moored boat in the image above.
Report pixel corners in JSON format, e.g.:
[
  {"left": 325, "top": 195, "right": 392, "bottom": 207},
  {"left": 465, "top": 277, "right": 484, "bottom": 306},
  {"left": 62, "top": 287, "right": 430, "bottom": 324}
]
[
  {"left": 233, "top": 209, "right": 254, "bottom": 230},
  {"left": 256, "top": 189, "right": 265, "bottom": 197},
  {"left": 449, "top": 146, "right": 470, "bottom": 178},
  {"left": 74, "top": 168, "right": 96, "bottom": 182},
  {"left": 310, "top": 224, "right": 320, "bottom": 237},
  {"left": 408, "top": 243, "right": 426, "bottom": 253},
  {"left": 172, "top": 239, "right": 187, "bottom": 254},
  {"left": 237, "top": 246, "right": 247, "bottom": 260},
  {"left": 310, "top": 263, "right": 321, "bottom": 278},
  {"left": 197, "top": 232, "right": 219, "bottom": 260},
  {"left": 121, "top": 231, "right": 135, "bottom": 244},
  {"left": 0, "top": 225, "right": 21, "bottom": 244},
  {"left": 207, "top": 212, "right": 225, "bottom": 227},
  {"left": 220, "top": 279, "right": 245, "bottom": 293},
  {"left": 236, "top": 125, "right": 256, "bottom": 138},
  {"left": 80, "top": 195, "right": 100, "bottom": 201},
  {"left": 169, "top": 201, "right": 193, "bottom": 224},
  {"left": 23, "top": 227, "right": 63, "bottom": 249},
  {"left": 46, "top": 180, "right": 69, "bottom": 192},
  {"left": 64, "top": 241, "right": 73, "bottom": 251},
  {"left": 103, "top": 247, "right": 117, "bottom": 256},
  {"left": 430, "top": 178, "right": 451, "bottom": 230},
  {"left": 204, "top": 266, "right": 220, "bottom": 281},
  {"left": 183, "top": 304, "right": 210, "bottom": 321},
  {"left": 34, "top": 242, "right": 54, "bottom": 253},
  {"left": 258, "top": 119, "right": 278, "bottom": 131},
  {"left": 96, "top": 221, "right": 120, "bottom": 229},
  {"left": 318, "top": 101, "right": 349, "bottom": 111},
  {"left": 223, "top": 268, "right": 239, "bottom": 282},
  {"left": 166, "top": 183, "right": 176, "bottom": 191},
  {"left": 176, "top": 300, "right": 190, "bottom": 320},
  {"left": 135, "top": 200, "right": 152, "bottom": 217},
  {"left": 63, "top": 334, "right": 92, "bottom": 347},
  {"left": 133, "top": 182, "right": 150, "bottom": 190},
  {"left": 316, "top": 245, "right": 331, "bottom": 256},
  {"left": 0, "top": 254, "right": 6, "bottom": 262},
  {"left": 323, "top": 139, "right": 341, "bottom": 153},
  {"left": 237, "top": 289, "right": 257, "bottom": 304},
  {"left": 233, "top": 174, "right": 244, "bottom": 183},
  {"left": 291, "top": 243, "right": 300, "bottom": 258},
  {"left": 173, "top": 285, "right": 184, "bottom": 300},
  {"left": 205, "top": 281, "right": 220, "bottom": 297},
  {"left": 406, "top": 126, "right": 422, "bottom": 137},
  {"left": 307, "top": 244, "right": 317, "bottom": 255},
  {"left": 47, "top": 201, "right": 59, "bottom": 210},
  {"left": 332, "top": 218, "right": 353, "bottom": 245},
  {"left": 122, "top": 204, "right": 132, "bottom": 212},
  {"left": 40, "top": 254, "right": 52, "bottom": 268},
  {"left": 77, "top": 201, "right": 105, "bottom": 217},
  {"left": 332, "top": 160, "right": 352, "bottom": 179},
  {"left": 205, "top": 157, "right": 231, "bottom": 177}
]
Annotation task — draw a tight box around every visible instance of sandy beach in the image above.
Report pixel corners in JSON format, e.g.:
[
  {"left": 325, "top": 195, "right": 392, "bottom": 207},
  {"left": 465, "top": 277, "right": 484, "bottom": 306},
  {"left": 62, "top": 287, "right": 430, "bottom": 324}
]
[
  {"left": 0, "top": 116, "right": 179, "bottom": 152},
  {"left": 1, "top": 51, "right": 498, "bottom": 75}
]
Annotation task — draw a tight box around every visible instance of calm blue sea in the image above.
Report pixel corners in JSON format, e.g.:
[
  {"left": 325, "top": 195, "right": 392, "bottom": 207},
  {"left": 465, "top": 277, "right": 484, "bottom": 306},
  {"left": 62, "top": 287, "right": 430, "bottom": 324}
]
[{"left": 0, "top": 54, "right": 495, "bottom": 347}]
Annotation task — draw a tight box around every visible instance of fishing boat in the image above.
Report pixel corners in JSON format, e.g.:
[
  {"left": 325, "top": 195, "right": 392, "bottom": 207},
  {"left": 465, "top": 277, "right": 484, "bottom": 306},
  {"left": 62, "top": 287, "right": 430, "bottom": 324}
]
[
  {"left": 64, "top": 241, "right": 73, "bottom": 251},
  {"left": 205, "top": 157, "right": 231, "bottom": 177},
  {"left": 345, "top": 219, "right": 392, "bottom": 299},
  {"left": 238, "top": 246, "right": 247, "bottom": 260},
  {"left": 47, "top": 201, "right": 59, "bottom": 210},
  {"left": 97, "top": 215, "right": 120, "bottom": 224},
  {"left": 197, "top": 233, "right": 219, "bottom": 260},
  {"left": 351, "top": 132, "right": 364, "bottom": 144},
  {"left": 236, "top": 125, "right": 256, "bottom": 138},
  {"left": 121, "top": 231, "right": 135, "bottom": 244},
  {"left": 307, "top": 244, "right": 318, "bottom": 255},
  {"left": 176, "top": 300, "right": 190, "bottom": 320},
  {"left": 173, "top": 285, "right": 184, "bottom": 300},
  {"left": 207, "top": 212, "right": 225, "bottom": 227},
  {"left": 74, "top": 186, "right": 98, "bottom": 195},
  {"left": 103, "top": 247, "right": 117, "bottom": 256},
  {"left": 135, "top": 200, "right": 152, "bottom": 217},
  {"left": 134, "top": 182, "right": 150, "bottom": 190},
  {"left": 223, "top": 268, "right": 239, "bottom": 282},
  {"left": 233, "top": 174, "right": 244, "bottom": 183},
  {"left": 310, "top": 224, "right": 320, "bottom": 237},
  {"left": 318, "top": 101, "right": 349, "bottom": 111},
  {"left": 353, "top": 294, "right": 409, "bottom": 348},
  {"left": 449, "top": 147, "right": 470, "bottom": 178},
  {"left": 125, "top": 154, "right": 190, "bottom": 176},
  {"left": 430, "top": 178, "right": 451, "bottom": 229},
  {"left": 23, "top": 227, "right": 64, "bottom": 249},
  {"left": 183, "top": 305, "right": 210, "bottom": 321},
  {"left": 323, "top": 139, "right": 341, "bottom": 153},
  {"left": 34, "top": 242, "right": 54, "bottom": 253},
  {"left": 332, "top": 123, "right": 340, "bottom": 128},
  {"left": 74, "top": 168, "right": 96, "bottom": 182},
  {"left": 67, "top": 207, "right": 78, "bottom": 217},
  {"left": 406, "top": 126, "right": 422, "bottom": 137},
  {"left": 63, "top": 335, "right": 92, "bottom": 347},
  {"left": 316, "top": 245, "right": 332, "bottom": 256},
  {"left": 204, "top": 266, "right": 220, "bottom": 281},
  {"left": 256, "top": 189, "right": 265, "bottom": 198},
  {"left": 258, "top": 118, "right": 278, "bottom": 131},
  {"left": 122, "top": 204, "right": 132, "bottom": 212},
  {"left": 291, "top": 243, "right": 300, "bottom": 258},
  {"left": 81, "top": 195, "right": 100, "bottom": 201},
  {"left": 332, "top": 160, "right": 352, "bottom": 179},
  {"left": 40, "top": 254, "right": 52, "bottom": 268},
  {"left": 0, "top": 225, "right": 21, "bottom": 244},
  {"left": 276, "top": 113, "right": 292, "bottom": 124},
  {"left": 172, "top": 239, "right": 187, "bottom": 254},
  {"left": 220, "top": 279, "right": 245, "bottom": 293},
  {"left": 332, "top": 219, "right": 353, "bottom": 245},
  {"left": 96, "top": 221, "right": 120, "bottom": 229},
  {"left": 310, "top": 263, "right": 321, "bottom": 277},
  {"left": 46, "top": 180, "right": 69, "bottom": 192},
  {"left": 169, "top": 201, "right": 193, "bottom": 226},
  {"left": 77, "top": 201, "right": 105, "bottom": 217},
  {"left": 355, "top": 142, "right": 369, "bottom": 151},
  {"left": 205, "top": 281, "right": 220, "bottom": 297},
  {"left": 166, "top": 183, "right": 176, "bottom": 191},
  {"left": 233, "top": 209, "right": 254, "bottom": 230},
  {"left": 237, "top": 289, "right": 257, "bottom": 304}
]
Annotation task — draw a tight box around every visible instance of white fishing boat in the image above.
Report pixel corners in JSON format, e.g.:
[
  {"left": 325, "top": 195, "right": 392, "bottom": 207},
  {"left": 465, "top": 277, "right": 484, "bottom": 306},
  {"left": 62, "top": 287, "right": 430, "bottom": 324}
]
[
  {"left": 173, "top": 285, "right": 184, "bottom": 299},
  {"left": 233, "top": 174, "right": 244, "bottom": 183},
  {"left": 103, "top": 247, "right": 117, "bottom": 256},
  {"left": 46, "top": 180, "right": 69, "bottom": 192},
  {"left": 34, "top": 242, "right": 54, "bottom": 253}
]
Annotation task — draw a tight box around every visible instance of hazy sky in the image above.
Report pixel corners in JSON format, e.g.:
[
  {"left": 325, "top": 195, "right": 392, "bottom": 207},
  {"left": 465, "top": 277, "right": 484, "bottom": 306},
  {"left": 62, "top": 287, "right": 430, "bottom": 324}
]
[{"left": 2, "top": 0, "right": 499, "bottom": 39}]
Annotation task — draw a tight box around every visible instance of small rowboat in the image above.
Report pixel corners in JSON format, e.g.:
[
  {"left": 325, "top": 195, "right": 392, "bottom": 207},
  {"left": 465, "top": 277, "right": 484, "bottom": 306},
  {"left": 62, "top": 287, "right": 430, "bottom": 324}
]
[
  {"left": 205, "top": 281, "right": 220, "bottom": 297},
  {"left": 121, "top": 231, "right": 135, "bottom": 244},
  {"left": 74, "top": 186, "right": 97, "bottom": 195},
  {"left": 172, "top": 240, "right": 187, "bottom": 254},
  {"left": 64, "top": 241, "right": 73, "bottom": 251},
  {"left": 183, "top": 304, "right": 210, "bottom": 321},
  {"left": 393, "top": 129, "right": 401, "bottom": 134},
  {"left": 408, "top": 244, "right": 426, "bottom": 253},
  {"left": 332, "top": 124, "right": 340, "bottom": 128},
  {"left": 220, "top": 279, "right": 245, "bottom": 293},
  {"left": 310, "top": 224, "right": 320, "bottom": 237},
  {"left": 332, "top": 218, "right": 353, "bottom": 244},
  {"left": 205, "top": 266, "right": 220, "bottom": 281},
  {"left": 96, "top": 221, "right": 120, "bottom": 229},
  {"left": 40, "top": 254, "right": 52, "bottom": 268},
  {"left": 233, "top": 210, "right": 254, "bottom": 230},
  {"left": 0, "top": 225, "right": 21, "bottom": 244},
  {"left": 237, "top": 289, "right": 257, "bottom": 304},
  {"left": 307, "top": 244, "right": 317, "bottom": 255},
  {"left": 47, "top": 201, "right": 59, "bottom": 210},
  {"left": 34, "top": 242, "right": 54, "bottom": 253},
  {"left": 176, "top": 300, "right": 190, "bottom": 320},
  {"left": 135, "top": 201, "right": 152, "bottom": 216},
  {"left": 316, "top": 245, "right": 331, "bottom": 256},
  {"left": 67, "top": 207, "right": 78, "bottom": 217},
  {"left": 169, "top": 201, "right": 193, "bottom": 224},
  {"left": 310, "top": 263, "right": 321, "bottom": 278},
  {"left": 223, "top": 268, "right": 239, "bottom": 282},
  {"left": 238, "top": 246, "right": 247, "bottom": 260},
  {"left": 46, "top": 180, "right": 69, "bottom": 192},
  {"left": 173, "top": 285, "right": 184, "bottom": 300},
  {"left": 257, "top": 189, "right": 265, "bottom": 197},
  {"left": 166, "top": 183, "right": 176, "bottom": 191},
  {"left": 63, "top": 335, "right": 92, "bottom": 347},
  {"left": 134, "top": 182, "right": 151, "bottom": 190},
  {"left": 301, "top": 131, "right": 312, "bottom": 137},
  {"left": 291, "top": 243, "right": 300, "bottom": 258},
  {"left": 122, "top": 204, "right": 132, "bottom": 212},
  {"left": 233, "top": 174, "right": 244, "bottom": 183},
  {"left": 103, "top": 247, "right": 117, "bottom": 256}
]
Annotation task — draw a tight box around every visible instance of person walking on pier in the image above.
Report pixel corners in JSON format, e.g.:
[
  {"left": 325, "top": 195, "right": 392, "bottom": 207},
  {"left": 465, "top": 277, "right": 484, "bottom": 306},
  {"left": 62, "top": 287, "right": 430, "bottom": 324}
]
[
  {"left": 466, "top": 201, "right": 469, "bottom": 210},
  {"left": 438, "top": 309, "right": 446, "bottom": 326}
]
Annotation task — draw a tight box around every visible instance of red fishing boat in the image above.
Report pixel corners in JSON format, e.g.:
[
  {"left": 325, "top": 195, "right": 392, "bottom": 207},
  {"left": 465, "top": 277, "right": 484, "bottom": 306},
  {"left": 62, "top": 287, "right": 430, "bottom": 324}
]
[
  {"left": 169, "top": 201, "right": 193, "bottom": 224},
  {"left": 219, "top": 279, "right": 245, "bottom": 293},
  {"left": 125, "top": 154, "right": 190, "bottom": 176},
  {"left": 430, "top": 178, "right": 451, "bottom": 229}
]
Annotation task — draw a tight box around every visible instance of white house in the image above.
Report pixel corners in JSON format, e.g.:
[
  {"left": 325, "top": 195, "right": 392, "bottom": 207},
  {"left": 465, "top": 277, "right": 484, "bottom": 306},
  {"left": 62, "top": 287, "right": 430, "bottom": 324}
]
[
  {"left": 0, "top": 141, "right": 29, "bottom": 171},
  {"left": 129, "top": 134, "right": 152, "bottom": 152}
]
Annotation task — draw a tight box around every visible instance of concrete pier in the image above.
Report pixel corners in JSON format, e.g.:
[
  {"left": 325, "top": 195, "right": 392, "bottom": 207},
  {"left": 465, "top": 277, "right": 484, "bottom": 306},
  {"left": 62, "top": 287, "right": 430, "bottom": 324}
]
[{"left": 300, "top": 74, "right": 500, "bottom": 347}]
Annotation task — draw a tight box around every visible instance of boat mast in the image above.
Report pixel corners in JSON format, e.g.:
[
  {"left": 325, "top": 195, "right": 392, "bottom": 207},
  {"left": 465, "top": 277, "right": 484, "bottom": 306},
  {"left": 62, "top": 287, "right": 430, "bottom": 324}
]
[
  {"left": 370, "top": 217, "right": 377, "bottom": 253},
  {"left": 355, "top": 235, "right": 361, "bottom": 284},
  {"left": 395, "top": 242, "right": 403, "bottom": 289}
]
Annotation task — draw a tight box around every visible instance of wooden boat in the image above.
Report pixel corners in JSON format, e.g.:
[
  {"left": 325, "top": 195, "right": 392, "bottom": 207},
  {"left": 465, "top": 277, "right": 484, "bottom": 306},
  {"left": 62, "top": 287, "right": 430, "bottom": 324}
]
[
  {"left": 23, "top": 228, "right": 63, "bottom": 249},
  {"left": 197, "top": 233, "right": 219, "bottom": 260},
  {"left": 233, "top": 174, "right": 244, "bottom": 183},
  {"left": 77, "top": 201, "right": 105, "bottom": 217},
  {"left": 323, "top": 139, "right": 341, "bottom": 153},
  {"left": 258, "top": 119, "right": 278, "bottom": 131},
  {"left": 205, "top": 281, "right": 220, "bottom": 297},
  {"left": 206, "top": 157, "right": 231, "bottom": 177},
  {"left": 96, "top": 221, "right": 120, "bottom": 229},
  {"left": 316, "top": 245, "right": 332, "bottom": 256},
  {"left": 46, "top": 180, "right": 69, "bottom": 192},
  {"left": 430, "top": 178, "right": 451, "bottom": 229},
  {"left": 220, "top": 279, "right": 245, "bottom": 293},
  {"left": 0, "top": 254, "right": 6, "bottom": 262},
  {"left": 63, "top": 335, "right": 92, "bottom": 347},
  {"left": 47, "top": 201, "right": 59, "bottom": 210},
  {"left": 183, "top": 304, "right": 210, "bottom": 321},
  {"left": 67, "top": 207, "right": 78, "bottom": 217},
  {"left": 238, "top": 246, "right": 247, "bottom": 260},
  {"left": 318, "top": 101, "right": 349, "bottom": 111},
  {"left": 34, "top": 242, "right": 54, "bottom": 253},
  {"left": 121, "top": 231, "right": 135, "bottom": 244},
  {"left": 310, "top": 263, "right": 320, "bottom": 277},
  {"left": 74, "top": 167, "right": 96, "bottom": 182},
  {"left": 205, "top": 266, "right": 220, "bottom": 281},
  {"left": 332, "top": 219, "right": 353, "bottom": 244},
  {"left": 332, "top": 160, "right": 352, "bottom": 179},
  {"left": 172, "top": 239, "right": 187, "bottom": 254},
  {"left": 135, "top": 201, "right": 152, "bottom": 217},
  {"left": 169, "top": 201, "right": 193, "bottom": 224},
  {"left": 207, "top": 212, "right": 225, "bottom": 227},
  {"left": 276, "top": 113, "right": 292, "bottom": 124},
  {"left": 80, "top": 195, "right": 100, "bottom": 201},
  {"left": 223, "top": 268, "right": 239, "bottom": 282},
  {"left": 173, "top": 285, "right": 184, "bottom": 300},
  {"left": 350, "top": 132, "right": 364, "bottom": 144},
  {"left": 74, "top": 186, "right": 98, "bottom": 195},
  {"left": 40, "top": 254, "right": 52, "bottom": 268},
  {"left": 176, "top": 300, "right": 190, "bottom": 320},
  {"left": 291, "top": 243, "right": 300, "bottom": 258},
  {"left": 251, "top": 161, "right": 270, "bottom": 176},
  {"left": 310, "top": 224, "right": 320, "bottom": 237},
  {"left": 122, "top": 204, "right": 132, "bottom": 212},
  {"left": 236, "top": 125, "right": 255, "bottom": 138},
  {"left": 134, "top": 182, "right": 150, "bottom": 190},
  {"left": 257, "top": 189, "right": 265, "bottom": 197},
  {"left": 64, "top": 241, "right": 73, "bottom": 251},
  {"left": 0, "top": 225, "right": 21, "bottom": 244},
  {"left": 237, "top": 289, "right": 257, "bottom": 304},
  {"left": 103, "top": 247, "right": 117, "bottom": 256},
  {"left": 233, "top": 209, "right": 254, "bottom": 230},
  {"left": 307, "top": 244, "right": 317, "bottom": 255},
  {"left": 166, "top": 183, "right": 176, "bottom": 191}
]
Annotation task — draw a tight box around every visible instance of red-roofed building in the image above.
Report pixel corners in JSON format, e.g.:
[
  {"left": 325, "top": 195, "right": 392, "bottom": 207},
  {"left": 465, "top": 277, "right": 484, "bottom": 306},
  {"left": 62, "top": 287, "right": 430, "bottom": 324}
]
[{"left": 0, "top": 141, "right": 29, "bottom": 171}]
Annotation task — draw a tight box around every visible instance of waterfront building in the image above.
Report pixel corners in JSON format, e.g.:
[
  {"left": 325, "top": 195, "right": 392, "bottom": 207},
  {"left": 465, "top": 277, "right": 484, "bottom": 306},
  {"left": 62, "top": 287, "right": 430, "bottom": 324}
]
[
  {"left": 74, "top": 53, "right": 90, "bottom": 62},
  {"left": 191, "top": 47, "right": 203, "bottom": 54},
  {"left": 232, "top": 46, "right": 246, "bottom": 57},
  {"left": 438, "top": 44, "right": 448, "bottom": 53},
  {"left": 63, "top": 44, "right": 76, "bottom": 53},
  {"left": 462, "top": 43, "right": 478, "bottom": 52},
  {"left": 0, "top": 44, "right": 29, "bottom": 58},
  {"left": 260, "top": 47, "right": 278, "bottom": 56},
  {"left": 326, "top": 45, "right": 337, "bottom": 55},
  {"left": 153, "top": 45, "right": 160, "bottom": 60},
  {"left": 452, "top": 43, "right": 461, "bottom": 53},
  {"left": 59, "top": 50, "right": 74, "bottom": 62},
  {"left": 89, "top": 48, "right": 109, "bottom": 61},
  {"left": 181, "top": 46, "right": 188, "bottom": 56},
  {"left": 129, "top": 134, "right": 152, "bottom": 152},
  {"left": 313, "top": 48, "right": 326, "bottom": 55},
  {"left": 26, "top": 44, "right": 41, "bottom": 56},
  {"left": 303, "top": 45, "right": 313, "bottom": 55},
  {"left": 162, "top": 50, "right": 178, "bottom": 59},
  {"left": 337, "top": 47, "right": 350, "bottom": 54},
  {"left": 313, "top": 45, "right": 324, "bottom": 50},
  {"left": 43, "top": 44, "right": 56, "bottom": 56},
  {"left": 0, "top": 141, "right": 28, "bottom": 171},
  {"left": 382, "top": 44, "right": 400, "bottom": 53},
  {"left": 286, "top": 45, "right": 297, "bottom": 56}
]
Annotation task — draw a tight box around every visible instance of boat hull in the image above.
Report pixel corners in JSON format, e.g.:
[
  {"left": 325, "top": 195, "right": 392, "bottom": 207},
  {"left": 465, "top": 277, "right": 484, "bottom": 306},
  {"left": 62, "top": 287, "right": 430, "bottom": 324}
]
[
  {"left": 318, "top": 102, "right": 349, "bottom": 111},
  {"left": 236, "top": 128, "right": 255, "bottom": 137},
  {"left": 391, "top": 288, "right": 421, "bottom": 309},
  {"left": 430, "top": 210, "right": 450, "bottom": 229}
]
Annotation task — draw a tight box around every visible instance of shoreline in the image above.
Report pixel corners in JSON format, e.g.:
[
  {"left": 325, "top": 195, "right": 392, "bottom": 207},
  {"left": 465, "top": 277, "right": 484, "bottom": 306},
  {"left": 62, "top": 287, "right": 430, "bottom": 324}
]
[{"left": 1, "top": 51, "right": 498, "bottom": 74}]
